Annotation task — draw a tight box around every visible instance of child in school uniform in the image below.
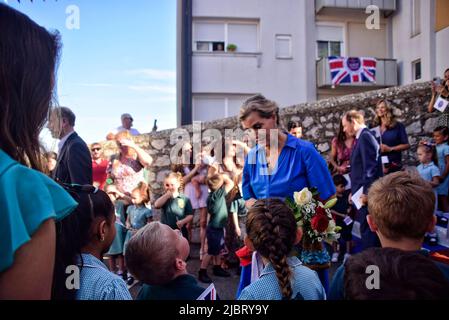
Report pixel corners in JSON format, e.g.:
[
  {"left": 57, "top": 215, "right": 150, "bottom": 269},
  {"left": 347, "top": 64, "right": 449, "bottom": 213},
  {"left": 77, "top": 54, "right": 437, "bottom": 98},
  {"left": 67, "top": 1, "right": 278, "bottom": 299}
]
[
  {"left": 330, "top": 175, "right": 354, "bottom": 263},
  {"left": 416, "top": 142, "right": 441, "bottom": 245},
  {"left": 126, "top": 222, "right": 211, "bottom": 300},
  {"left": 104, "top": 184, "right": 131, "bottom": 279},
  {"left": 154, "top": 172, "right": 194, "bottom": 239},
  {"left": 433, "top": 126, "right": 449, "bottom": 227},
  {"left": 52, "top": 185, "right": 131, "bottom": 300},
  {"left": 238, "top": 199, "right": 325, "bottom": 300},
  {"left": 124, "top": 182, "right": 153, "bottom": 284},
  {"left": 198, "top": 165, "right": 235, "bottom": 283}
]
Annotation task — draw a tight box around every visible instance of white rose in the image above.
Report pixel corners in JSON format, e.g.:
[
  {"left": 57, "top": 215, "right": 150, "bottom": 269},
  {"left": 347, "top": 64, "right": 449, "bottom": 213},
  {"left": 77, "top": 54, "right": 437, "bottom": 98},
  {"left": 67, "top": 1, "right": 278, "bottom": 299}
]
[
  {"left": 326, "top": 219, "right": 336, "bottom": 233},
  {"left": 294, "top": 188, "right": 313, "bottom": 206}
]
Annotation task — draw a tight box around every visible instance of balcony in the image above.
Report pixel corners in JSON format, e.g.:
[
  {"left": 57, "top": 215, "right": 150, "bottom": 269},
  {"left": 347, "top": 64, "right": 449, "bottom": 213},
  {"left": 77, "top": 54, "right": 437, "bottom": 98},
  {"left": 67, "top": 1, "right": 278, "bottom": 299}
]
[
  {"left": 192, "top": 51, "right": 262, "bottom": 93},
  {"left": 316, "top": 57, "right": 398, "bottom": 88},
  {"left": 316, "top": 0, "right": 396, "bottom": 16}
]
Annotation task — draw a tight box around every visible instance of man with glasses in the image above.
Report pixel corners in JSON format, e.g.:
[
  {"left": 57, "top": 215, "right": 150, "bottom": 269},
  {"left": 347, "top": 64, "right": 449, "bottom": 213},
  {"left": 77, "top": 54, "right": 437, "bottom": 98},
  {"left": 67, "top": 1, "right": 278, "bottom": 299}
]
[
  {"left": 91, "top": 143, "right": 109, "bottom": 189},
  {"left": 106, "top": 113, "right": 140, "bottom": 140}
]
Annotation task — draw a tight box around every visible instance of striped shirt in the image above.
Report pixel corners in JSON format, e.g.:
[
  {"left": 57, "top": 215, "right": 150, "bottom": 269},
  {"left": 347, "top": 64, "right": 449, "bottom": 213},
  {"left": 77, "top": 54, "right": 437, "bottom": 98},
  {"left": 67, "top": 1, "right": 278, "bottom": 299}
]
[
  {"left": 238, "top": 256, "right": 326, "bottom": 300},
  {"left": 75, "top": 253, "right": 132, "bottom": 300}
]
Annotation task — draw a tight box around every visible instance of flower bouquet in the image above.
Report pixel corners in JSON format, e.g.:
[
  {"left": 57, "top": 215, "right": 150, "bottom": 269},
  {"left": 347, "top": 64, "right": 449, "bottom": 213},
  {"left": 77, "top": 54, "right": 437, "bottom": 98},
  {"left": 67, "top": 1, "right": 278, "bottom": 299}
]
[{"left": 286, "top": 187, "right": 340, "bottom": 270}]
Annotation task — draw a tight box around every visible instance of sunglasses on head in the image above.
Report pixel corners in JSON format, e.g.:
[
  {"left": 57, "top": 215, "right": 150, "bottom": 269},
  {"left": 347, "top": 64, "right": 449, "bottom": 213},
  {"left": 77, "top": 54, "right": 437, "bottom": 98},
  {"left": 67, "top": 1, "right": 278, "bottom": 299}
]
[{"left": 91, "top": 147, "right": 101, "bottom": 151}]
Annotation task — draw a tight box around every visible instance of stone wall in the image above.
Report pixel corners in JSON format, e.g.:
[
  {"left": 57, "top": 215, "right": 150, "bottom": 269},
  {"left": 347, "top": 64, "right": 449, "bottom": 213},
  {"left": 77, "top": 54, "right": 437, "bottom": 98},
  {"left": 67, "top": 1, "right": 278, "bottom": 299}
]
[{"left": 102, "top": 82, "right": 438, "bottom": 202}]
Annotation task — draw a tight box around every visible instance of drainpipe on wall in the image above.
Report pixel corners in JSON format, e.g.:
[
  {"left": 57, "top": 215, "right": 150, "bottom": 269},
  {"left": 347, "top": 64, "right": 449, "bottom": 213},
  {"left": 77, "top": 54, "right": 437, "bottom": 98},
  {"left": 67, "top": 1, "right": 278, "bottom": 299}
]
[{"left": 181, "top": 0, "right": 193, "bottom": 126}]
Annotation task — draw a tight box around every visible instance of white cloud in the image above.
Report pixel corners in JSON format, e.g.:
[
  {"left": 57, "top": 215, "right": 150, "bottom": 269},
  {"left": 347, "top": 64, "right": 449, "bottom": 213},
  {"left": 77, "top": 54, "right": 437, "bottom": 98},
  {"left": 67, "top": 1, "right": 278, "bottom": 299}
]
[{"left": 126, "top": 69, "right": 176, "bottom": 81}]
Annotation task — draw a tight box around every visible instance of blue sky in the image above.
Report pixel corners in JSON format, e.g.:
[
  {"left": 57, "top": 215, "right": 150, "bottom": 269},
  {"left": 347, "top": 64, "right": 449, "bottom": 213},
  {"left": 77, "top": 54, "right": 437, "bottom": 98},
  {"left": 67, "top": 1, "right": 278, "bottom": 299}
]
[{"left": 7, "top": 0, "right": 177, "bottom": 150}]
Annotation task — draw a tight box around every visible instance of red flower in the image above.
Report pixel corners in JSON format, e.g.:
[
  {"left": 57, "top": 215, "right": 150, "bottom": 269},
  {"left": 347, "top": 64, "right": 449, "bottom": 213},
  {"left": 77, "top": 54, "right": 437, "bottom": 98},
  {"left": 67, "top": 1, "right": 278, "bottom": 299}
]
[
  {"left": 316, "top": 206, "right": 327, "bottom": 217},
  {"left": 311, "top": 214, "right": 329, "bottom": 233}
]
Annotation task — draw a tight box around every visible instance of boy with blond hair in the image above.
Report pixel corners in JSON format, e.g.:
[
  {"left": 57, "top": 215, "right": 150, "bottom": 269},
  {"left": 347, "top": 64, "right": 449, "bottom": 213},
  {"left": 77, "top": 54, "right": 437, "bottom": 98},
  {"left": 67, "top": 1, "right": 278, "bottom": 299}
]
[
  {"left": 329, "top": 171, "right": 449, "bottom": 299},
  {"left": 125, "top": 222, "right": 207, "bottom": 300}
]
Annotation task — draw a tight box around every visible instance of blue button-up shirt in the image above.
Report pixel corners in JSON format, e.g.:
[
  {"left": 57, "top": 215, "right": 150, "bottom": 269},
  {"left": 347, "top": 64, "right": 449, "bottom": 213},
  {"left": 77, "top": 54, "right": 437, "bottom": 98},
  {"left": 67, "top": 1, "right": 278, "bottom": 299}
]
[
  {"left": 238, "top": 256, "right": 326, "bottom": 300},
  {"left": 75, "top": 253, "right": 132, "bottom": 300},
  {"left": 242, "top": 134, "right": 336, "bottom": 201}
]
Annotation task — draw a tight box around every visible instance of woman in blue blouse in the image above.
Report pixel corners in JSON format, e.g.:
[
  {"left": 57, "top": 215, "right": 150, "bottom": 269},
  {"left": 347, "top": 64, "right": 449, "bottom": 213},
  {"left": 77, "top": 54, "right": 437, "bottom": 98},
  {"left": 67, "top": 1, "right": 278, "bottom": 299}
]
[
  {"left": 371, "top": 99, "right": 410, "bottom": 174},
  {"left": 0, "top": 4, "right": 78, "bottom": 299},
  {"left": 240, "top": 94, "right": 336, "bottom": 206},
  {"left": 237, "top": 95, "right": 335, "bottom": 297}
]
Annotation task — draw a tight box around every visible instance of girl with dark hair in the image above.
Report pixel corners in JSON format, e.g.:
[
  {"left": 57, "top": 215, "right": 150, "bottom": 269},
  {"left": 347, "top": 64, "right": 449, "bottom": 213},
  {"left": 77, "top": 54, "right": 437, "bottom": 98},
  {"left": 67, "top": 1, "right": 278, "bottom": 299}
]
[
  {"left": 0, "top": 4, "right": 78, "bottom": 299},
  {"left": 287, "top": 120, "right": 303, "bottom": 139},
  {"left": 238, "top": 199, "right": 325, "bottom": 300},
  {"left": 372, "top": 99, "right": 410, "bottom": 174},
  {"left": 52, "top": 185, "right": 131, "bottom": 300},
  {"left": 329, "top": 120, "right": 355, "bottom": 175}
]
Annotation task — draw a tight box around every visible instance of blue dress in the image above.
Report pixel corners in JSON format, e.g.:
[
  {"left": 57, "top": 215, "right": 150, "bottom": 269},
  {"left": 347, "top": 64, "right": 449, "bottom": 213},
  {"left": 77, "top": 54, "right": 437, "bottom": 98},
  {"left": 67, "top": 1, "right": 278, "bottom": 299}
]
[
  {"left": 0, "top": 148, "right": 78, "bottom": 273},
  {"left": 107, "top": 201, "right": 127, "bottom": 256},
  {"left": 123, "top": 205, "right": 152, "bottom": 254}
]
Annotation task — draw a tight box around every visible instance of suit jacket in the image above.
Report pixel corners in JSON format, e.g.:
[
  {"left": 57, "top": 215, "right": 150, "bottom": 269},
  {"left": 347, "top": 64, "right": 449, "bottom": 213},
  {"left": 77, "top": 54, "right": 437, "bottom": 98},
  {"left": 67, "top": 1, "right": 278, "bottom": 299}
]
[
  {"left": 53, "top": 132, "right": 93, "bottom": 185},
  {"left": 350, "top": 128, "right": 383, "bottom": 195}
]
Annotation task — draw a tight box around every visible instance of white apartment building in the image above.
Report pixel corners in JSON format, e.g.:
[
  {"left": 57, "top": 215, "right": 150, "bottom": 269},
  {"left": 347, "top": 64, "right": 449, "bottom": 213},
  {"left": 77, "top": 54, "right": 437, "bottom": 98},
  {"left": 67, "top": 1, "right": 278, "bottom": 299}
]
[{"left": 177, "top": 0, "right": 449, "bottom": 125}]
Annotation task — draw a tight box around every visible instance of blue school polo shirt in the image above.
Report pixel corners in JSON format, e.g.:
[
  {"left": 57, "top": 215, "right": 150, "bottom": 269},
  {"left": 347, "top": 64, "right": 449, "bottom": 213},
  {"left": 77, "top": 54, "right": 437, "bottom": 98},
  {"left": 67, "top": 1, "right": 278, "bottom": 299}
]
[
  {"left": 0, "top": 148, "right": 78, "bottom": 273},
  {"left": 242, "top": 134, "right": 336, "bottom": 201}
]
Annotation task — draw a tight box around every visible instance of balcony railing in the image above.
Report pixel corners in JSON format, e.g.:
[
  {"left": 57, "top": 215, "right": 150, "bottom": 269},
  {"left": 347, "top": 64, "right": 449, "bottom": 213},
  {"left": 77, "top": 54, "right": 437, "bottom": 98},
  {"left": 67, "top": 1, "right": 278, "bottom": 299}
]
[
  {"left": 316, "top": 57, "right": 398, "bottom": 88},
  {"left": 316, "top": 0, "right": 397, "bottom": 15}
]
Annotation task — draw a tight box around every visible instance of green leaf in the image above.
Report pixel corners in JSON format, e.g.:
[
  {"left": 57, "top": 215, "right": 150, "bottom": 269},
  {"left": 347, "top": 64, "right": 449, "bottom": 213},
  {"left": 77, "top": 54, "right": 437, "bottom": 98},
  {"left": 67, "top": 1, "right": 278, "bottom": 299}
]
[{"left": 324, "top": 197, "right": 338, "bottom": 209}]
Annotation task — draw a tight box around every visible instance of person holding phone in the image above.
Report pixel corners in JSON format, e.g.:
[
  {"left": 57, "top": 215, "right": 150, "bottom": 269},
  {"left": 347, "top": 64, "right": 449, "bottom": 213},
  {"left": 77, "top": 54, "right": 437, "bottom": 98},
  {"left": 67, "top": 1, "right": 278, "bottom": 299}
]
[{"left": 428, "top": 68, "right": 449, "bottom": 128}]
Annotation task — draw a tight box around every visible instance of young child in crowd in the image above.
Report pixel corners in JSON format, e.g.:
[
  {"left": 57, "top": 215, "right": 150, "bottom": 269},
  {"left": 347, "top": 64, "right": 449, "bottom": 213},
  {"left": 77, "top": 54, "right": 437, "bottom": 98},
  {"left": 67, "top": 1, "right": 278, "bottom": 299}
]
[
  {"left": 52, "top": 185, "right": 131, "bottom": 300},
  {"left": 198, "top": 166, "right": 234, "bottom": 283},
  {"left": 330, "top": 175, "right": 354, "bottom": 263},
  {"left": 154, "top": 172, "right": 194, "bottom": 239},
  {"left": 416, "top": 142, "right": 441, "bottom": 245},
  {"left": 124, "top": 182, "right": 153, "bottom": 284},
  {"left": 433, "top": 126, "right": 449, "bottom": 227},
  {"left": 104, "top": 184, "right": 132, "bottom": 280},
  {"left": 329, "top": 171, "right": 449, "bottom": 300},
  {"left": 238, "top": 199, "right": 326, "bottom": 300},
  {"left": 125, "top": 222, "right": 209, "bottom": 300},
  {"left": 344, "top": 247, "right": 449, "bottom": 299}
]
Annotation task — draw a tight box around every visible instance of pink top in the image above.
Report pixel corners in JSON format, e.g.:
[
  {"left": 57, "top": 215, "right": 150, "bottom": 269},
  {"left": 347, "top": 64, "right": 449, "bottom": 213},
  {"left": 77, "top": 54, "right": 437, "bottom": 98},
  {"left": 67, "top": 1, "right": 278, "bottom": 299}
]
[
  {"left": 332, "top": 137, "right": 354, "bottom": 168},
  {"left": 109, "top": 156, "right": 144, "bottom": 194}
]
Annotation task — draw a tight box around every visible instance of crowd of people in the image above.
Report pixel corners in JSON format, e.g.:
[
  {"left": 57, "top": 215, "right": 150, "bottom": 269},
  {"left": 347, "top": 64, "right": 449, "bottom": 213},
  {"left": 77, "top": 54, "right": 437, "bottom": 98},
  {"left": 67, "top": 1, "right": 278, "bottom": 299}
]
[{"left": 1, "top": 4, "right": 449, "bottom": 301}]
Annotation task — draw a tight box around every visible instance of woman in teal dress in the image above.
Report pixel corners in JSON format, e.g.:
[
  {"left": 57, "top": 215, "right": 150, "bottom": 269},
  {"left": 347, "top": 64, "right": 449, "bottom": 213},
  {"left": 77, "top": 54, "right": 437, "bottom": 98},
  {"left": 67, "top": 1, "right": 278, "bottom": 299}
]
[{"left": 0, "top": 4, "right": 78, "bottom": 299}]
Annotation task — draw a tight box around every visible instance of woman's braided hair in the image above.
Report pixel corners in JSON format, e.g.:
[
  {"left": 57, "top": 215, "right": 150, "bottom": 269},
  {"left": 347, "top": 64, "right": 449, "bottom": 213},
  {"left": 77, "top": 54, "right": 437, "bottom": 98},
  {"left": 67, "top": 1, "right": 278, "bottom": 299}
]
[{"left": 246, "top": 198, "right": 297, "bottom": 299}]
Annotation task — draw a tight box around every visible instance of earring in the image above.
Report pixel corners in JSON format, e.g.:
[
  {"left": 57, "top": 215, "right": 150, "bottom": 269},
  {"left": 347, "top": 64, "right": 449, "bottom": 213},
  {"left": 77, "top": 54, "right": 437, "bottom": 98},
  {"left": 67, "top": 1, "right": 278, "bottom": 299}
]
[{"left": 100, "top": 236, "right": 105, "bottom": 242}]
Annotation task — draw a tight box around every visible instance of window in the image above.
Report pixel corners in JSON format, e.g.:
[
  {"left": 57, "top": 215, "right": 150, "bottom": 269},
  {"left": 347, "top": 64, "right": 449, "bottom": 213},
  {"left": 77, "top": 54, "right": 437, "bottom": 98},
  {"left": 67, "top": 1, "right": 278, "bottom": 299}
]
[
  {"left": 317, "top": 41, "right": 341, "bottom": 58},
  {"left": 412, "top": 59, "right": 421, "bottom": 81},
  {"left": 411, "top": 0, "right": 421, "bottom": 37},
  {"left": 316, "top": 24, "right": 344, "bottom": 59},
  {"left": 196, "top": 41, "right": 224, "bottom": 52},
  {"left": 193, "top": 20, "right": 259, "bottom": 53},
  {"left": 193, "top": 95, "right": 254, "bottom": 121},
  {"left": 275, "top": 35, "right": 292, "bottom": 59}
]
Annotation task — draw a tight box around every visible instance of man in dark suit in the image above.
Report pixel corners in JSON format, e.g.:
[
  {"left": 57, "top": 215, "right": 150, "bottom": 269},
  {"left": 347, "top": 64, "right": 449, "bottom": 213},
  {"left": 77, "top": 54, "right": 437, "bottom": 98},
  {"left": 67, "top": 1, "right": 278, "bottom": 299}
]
[
  {"left": 47, "top": 107, "right": 92, "bottom": 185},
  {"left": 342, "top": 110, "right": 383, "bottom": 250}
]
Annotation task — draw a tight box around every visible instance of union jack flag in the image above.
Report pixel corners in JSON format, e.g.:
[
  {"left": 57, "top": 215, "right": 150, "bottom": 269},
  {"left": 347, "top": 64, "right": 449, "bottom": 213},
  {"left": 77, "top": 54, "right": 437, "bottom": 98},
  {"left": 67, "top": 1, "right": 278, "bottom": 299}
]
[
  {"left": 328, "top": 56, "right": 377, "bottom": 87},
  {"left": 197, "top": 283, "right": 217, "bottom": 300}
]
